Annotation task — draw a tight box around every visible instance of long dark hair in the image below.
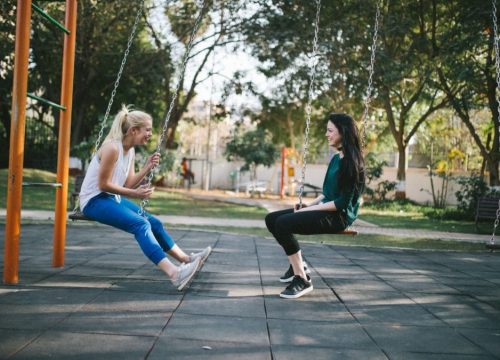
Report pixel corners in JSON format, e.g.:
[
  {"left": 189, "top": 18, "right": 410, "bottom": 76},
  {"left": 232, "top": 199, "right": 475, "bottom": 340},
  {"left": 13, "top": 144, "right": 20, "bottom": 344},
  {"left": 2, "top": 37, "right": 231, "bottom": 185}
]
[{"left": 328, "top": 113, "right": 365, "bottom": 196}]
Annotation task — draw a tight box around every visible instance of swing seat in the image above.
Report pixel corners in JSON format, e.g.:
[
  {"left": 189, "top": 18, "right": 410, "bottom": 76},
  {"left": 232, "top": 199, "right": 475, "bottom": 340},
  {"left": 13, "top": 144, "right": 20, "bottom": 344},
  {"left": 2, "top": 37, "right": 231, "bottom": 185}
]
[
  {"left": 486, "top": 243, "right": 500, "bottom": 251},
  {"left": 68, "top": 211, "right": 92, "bottom": 221},
  {"left": 337, "top": 228, "right": 358, "bottom": 236}
]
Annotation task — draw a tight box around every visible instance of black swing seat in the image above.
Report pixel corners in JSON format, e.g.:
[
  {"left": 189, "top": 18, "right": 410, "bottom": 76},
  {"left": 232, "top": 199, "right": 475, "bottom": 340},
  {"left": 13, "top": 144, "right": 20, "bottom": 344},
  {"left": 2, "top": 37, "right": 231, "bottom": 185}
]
[
  {"left": 68, "top": 211, "right": 92, "bottom": 221},
  {"left": 337, "top": 228, "right": 358, "bottom": 236},
  {"left": 486, "top": 243, "right": 500, "bottom": 251}
]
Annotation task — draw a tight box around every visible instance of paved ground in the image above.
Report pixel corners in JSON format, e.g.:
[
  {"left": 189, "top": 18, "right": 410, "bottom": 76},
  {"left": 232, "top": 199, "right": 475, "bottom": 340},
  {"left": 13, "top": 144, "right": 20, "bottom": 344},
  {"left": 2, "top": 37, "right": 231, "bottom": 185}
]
[
  {"left": 0, "top": 207, "right": 494, "bottom": 244},
  {"left": 1, "top": 223, "right": 500, "bottom": 359}
]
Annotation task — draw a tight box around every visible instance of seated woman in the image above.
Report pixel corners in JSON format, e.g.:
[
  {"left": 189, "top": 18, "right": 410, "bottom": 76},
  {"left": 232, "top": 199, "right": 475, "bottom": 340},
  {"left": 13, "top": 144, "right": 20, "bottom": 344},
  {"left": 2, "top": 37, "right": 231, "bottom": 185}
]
[
  {"left": 265, "top": 113, "right": 365, "bottom": 299},
  {"left": 181, "top": 157, "right": 195, "bottom": 185},
  {"left": 79, "top": 105, "right": 211, "bottom": 290}
]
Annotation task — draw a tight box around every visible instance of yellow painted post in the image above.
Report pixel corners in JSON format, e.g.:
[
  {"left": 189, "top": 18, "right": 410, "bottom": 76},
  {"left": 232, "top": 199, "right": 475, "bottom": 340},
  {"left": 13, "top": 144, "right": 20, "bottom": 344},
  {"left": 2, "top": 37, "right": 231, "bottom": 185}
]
[
  {"left": 53, "top": 0, "right": 77, "bottom": 267},
  {"left": 3, "top": 0, "right": 33, "bottom": 285}
]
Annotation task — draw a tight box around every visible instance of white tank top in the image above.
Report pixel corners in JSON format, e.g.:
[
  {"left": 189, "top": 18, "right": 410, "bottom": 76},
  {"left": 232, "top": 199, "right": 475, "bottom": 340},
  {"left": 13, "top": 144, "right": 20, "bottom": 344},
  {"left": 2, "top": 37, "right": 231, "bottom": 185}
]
[{"left": 79, "top": 141, "right": 134, "bottom": 211}]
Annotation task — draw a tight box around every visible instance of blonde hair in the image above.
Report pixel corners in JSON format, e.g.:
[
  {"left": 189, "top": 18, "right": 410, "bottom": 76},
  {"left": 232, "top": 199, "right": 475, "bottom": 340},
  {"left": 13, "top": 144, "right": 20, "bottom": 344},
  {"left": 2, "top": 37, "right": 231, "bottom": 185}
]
[{"left": 103, "top": 104, "right": 152, "bottom": 144}]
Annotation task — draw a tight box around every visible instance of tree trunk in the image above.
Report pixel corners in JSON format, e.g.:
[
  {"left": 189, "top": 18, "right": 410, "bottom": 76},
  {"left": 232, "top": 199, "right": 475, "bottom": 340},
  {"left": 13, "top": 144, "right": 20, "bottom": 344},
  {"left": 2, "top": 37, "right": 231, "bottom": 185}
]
[
  {"left": 286, "top": 109, "right": 295, "bottom": 149},
  {"left": 395, "top": 144, "right": 407, "bottom": 200},
  {"left": 487, "top": 156, "right": 500, "bottom": 186}
]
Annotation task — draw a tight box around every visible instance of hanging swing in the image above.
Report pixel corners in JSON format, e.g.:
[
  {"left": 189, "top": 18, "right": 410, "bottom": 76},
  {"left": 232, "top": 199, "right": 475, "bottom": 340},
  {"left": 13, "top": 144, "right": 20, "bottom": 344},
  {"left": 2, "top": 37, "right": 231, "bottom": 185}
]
[
  {"left": 70, "top": 0, "right": 145, "bottom": 221},
  {"left": 69, "top": 0, "right": 208, "bottom": 220},
  {"left": 486, "top": 0, "right": 500, "bottom": 251},
  {"left": 295, "top": 0, "right": 381, "bottom": 236}
]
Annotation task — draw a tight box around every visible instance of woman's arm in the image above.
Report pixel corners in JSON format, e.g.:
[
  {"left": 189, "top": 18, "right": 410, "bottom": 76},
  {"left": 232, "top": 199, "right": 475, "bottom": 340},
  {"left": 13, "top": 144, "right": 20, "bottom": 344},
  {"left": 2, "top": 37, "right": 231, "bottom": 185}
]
[
  {"left": 296, "top": 199, "right": 337, "bottom": 212},
  {"left": 98, "top": 143, "right": 153, "bottom": 199},
  {"left": 124, "top": 152, "right": 160, "bottom": 189}
]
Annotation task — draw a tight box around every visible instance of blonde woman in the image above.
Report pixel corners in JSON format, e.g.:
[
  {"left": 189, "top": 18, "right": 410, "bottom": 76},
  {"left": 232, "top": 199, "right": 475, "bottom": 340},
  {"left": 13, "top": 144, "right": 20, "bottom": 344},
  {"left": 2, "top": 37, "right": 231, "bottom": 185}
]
[{"left": 79, "top": 106, "right": 211, "bottom": 290}]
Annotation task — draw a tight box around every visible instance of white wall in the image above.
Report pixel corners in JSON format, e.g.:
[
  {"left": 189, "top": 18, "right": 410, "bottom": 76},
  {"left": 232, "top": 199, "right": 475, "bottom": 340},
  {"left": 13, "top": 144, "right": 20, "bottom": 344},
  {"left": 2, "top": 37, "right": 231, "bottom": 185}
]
[{"left": 185, "top": 157, "right": 469, "bottom": 206}]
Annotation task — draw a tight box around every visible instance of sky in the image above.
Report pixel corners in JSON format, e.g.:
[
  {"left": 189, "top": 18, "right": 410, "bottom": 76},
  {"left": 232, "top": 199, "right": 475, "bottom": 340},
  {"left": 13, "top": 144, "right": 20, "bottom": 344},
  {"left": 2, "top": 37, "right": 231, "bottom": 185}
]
[{"left": 149, "top": 0, "right": 267, "bottom": 116}]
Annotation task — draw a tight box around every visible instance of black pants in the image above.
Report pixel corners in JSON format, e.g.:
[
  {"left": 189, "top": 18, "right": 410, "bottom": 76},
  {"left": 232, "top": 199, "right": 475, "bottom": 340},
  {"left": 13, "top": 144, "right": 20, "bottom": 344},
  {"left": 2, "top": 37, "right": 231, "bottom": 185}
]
[{"left": 265, "top": 208, "right": 347, "bottom": 255}]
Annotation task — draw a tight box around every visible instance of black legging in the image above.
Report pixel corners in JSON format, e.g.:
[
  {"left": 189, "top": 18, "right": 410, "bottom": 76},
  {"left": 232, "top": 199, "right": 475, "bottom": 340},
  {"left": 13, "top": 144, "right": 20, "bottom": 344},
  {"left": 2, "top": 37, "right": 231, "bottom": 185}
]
[{"left": 265, "top": 208, "right": 347, "bottom": 255}]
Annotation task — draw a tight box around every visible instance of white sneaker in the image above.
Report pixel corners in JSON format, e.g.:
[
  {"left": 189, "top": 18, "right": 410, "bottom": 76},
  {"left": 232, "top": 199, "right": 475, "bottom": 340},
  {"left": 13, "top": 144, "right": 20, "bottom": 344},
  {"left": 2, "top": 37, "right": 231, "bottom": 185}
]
[
  {"left": 173, "top": 257, "right": 201, "bottom": 291},
  {"left": 189, "top": 246, "right": 212, "bottom": 265}
]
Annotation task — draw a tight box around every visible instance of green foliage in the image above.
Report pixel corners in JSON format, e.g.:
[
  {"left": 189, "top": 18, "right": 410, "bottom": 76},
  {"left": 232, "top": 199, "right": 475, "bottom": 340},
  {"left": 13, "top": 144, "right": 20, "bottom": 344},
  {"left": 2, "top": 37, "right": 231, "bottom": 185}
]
[
  {"left": 152, "top": 150, "right": 177, "bottom": 185},
  {"left": 362, "top": 199, "right": 474, "bottom": 226},
  {"left": 455, "top": 175, "right": 489, "bottom": 217},
  {"left": 364, "top": 152, "right": 396, "bottom": 201},
  {"left": 224, "top": 128, "right": 279, "bottom": 179}
]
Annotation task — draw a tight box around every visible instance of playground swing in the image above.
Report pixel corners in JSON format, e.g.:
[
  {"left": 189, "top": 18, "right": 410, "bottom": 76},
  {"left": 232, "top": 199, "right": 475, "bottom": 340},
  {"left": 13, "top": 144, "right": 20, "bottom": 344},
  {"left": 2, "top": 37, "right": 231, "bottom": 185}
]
[
  {"left": 295, "top": 0, "right": 381, "bottom": 236},
  {"left": 69, "top": 0, "right": 145, "bottom": 221},
  {"left": 486, "top": 0, "right": 500, "bottom": 251},
  {"left": 69, "top": 0, "right": 208, "bottom": 220}
]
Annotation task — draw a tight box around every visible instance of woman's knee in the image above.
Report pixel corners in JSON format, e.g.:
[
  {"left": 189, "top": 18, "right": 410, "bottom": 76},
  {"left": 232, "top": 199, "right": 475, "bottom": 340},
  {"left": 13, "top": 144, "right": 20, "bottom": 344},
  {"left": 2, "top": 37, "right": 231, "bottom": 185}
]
[
  {"left": 264, "top": 213, "right": 274, "bottom": 231},
  {"left": 148, "top": 215, "right": 163, "bottom": 230},
  {"left": 130, "top": 217, "right": 151, "bottom": 234},
  {"left": 274, "top": 215, "right": 292, "bottom": 234}
]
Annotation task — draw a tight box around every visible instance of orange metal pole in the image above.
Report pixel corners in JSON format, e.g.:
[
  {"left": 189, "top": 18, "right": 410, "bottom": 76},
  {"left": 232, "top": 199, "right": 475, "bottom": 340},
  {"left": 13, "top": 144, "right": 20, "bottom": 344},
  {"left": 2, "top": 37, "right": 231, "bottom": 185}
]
[
  {"left": 53, "top": 0, "right": 77, "bottom": 267},
  {"left": 3, "top": 0, "right": 33, "bottom": 285}
]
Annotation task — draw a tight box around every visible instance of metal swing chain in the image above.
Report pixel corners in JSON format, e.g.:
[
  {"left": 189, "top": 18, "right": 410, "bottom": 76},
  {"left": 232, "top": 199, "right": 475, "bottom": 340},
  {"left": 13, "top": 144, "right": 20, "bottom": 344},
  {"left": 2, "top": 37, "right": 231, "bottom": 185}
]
[
  {"left": 139, "top": 0, "right": 208, "bottom": 216},
  {"left": 489, "top": 0, "right": 500, "bottom": 246},
  {"left": 297, "top": 0, "right": 322, "bottom": 209},
  {"left": 93, "top": 0, "right": 145, "bottom": 154},
  {"left": 72, "top": 0, "right": 144, "bottom": 214},
  {"left": 361, "top": 0, "right": 381, "bottom": 151}
]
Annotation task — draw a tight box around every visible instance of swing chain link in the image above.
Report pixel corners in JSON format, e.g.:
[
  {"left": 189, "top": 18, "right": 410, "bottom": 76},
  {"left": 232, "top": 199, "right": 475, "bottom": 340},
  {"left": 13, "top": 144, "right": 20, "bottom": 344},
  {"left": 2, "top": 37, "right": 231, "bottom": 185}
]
[
  {"left": 72, "top": 0, "right": 144, "bottom": 215},
  {"left": 361, "top": 0, "right": 381, "bottom": 151},
  {"left": 492, "top": 200, "right": 500, "bottom": 244},
  {"left": 298, "top": 0, "right": 322, "bottom": 208},
  {"left": 139, "top": 0, "right": 208, "bottom": 216},
  {"left": 93, "top": 0, "right": 145, "bottom": 155},
  {"left": 490, "top": 0, "right": 500, "bottom": 246}
]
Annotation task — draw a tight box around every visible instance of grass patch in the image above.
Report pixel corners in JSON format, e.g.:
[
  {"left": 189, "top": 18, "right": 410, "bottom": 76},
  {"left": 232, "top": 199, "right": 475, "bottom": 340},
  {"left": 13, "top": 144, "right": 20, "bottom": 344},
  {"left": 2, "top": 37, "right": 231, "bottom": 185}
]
[
  {"left": 0, "top": 169, "right": 268, "bottom": 220},
  {"left": 360, "top": 200, "right": 488, "bottom": 234},
  {"left": 0, "top": 168, "right": 74, "bottom": 210},
  {"left": 169, "top": 224, "right": 488, "bottom": 252},
  {"left": 147, "top": 190, "right": 268, "bottom": 219}
]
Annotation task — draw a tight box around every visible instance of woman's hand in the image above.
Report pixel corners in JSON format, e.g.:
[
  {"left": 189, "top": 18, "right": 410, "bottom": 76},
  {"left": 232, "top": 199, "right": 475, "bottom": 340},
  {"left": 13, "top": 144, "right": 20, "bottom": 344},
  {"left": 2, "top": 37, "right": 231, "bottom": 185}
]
[
  {"left": 294, "top": 203, "right": 308, "bottom": 212},
  {"left": 146, "top": 152, "right": 161, "bottom": 171},
  {"left": 134, "top": 184, "right": 154, "bottom": 199}
]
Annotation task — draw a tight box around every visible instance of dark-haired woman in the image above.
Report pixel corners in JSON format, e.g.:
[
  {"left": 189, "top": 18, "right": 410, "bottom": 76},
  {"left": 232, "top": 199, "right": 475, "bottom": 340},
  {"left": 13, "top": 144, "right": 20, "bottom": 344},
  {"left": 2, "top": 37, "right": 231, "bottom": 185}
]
[{"left": 265, "top": 113, "right": 365, "bottom": 299}]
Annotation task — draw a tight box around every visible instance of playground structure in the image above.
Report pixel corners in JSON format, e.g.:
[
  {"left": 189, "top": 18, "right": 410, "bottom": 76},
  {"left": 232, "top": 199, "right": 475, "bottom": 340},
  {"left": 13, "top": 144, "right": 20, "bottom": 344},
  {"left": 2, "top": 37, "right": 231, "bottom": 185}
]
[
  {"left": 4, "top": 0, "right": 77, "bottom": 284},
  {"left": 4, "top": 1, "right": 500, "bottom": 286}
]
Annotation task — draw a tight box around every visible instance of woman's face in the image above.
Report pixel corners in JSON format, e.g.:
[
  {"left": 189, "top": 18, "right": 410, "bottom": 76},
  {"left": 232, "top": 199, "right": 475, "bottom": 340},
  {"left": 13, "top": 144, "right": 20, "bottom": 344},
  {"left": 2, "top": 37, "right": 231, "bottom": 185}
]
[
  {"left": 326, "top": 120, "right": 342, "bottom": 149},
  {"left": 131, "top": 119, "right": 153, "bottom": 145}
]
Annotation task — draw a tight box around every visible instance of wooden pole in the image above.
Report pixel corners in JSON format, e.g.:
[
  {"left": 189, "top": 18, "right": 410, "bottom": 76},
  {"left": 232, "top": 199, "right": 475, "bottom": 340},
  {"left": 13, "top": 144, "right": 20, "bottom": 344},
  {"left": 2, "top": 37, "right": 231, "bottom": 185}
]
[
  {"left": 3, "top": 0, "right": 33, "bottom": 284},
  {"left": 53, "top": 0, "right": 77, "bottom": 267}
]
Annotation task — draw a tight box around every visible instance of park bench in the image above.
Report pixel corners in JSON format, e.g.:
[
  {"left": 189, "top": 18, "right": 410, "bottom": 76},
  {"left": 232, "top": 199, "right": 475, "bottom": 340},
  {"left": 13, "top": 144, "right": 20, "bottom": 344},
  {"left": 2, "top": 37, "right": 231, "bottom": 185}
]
[
  {"left": 475, "top": 196, "right": 500, "bottom": 232},
  {"left": 239, "top": 181, "right": 268, "bottom": 198},
  {"left": 69, "top": 174, "right": 85, "bottom": 210},
  {"left": 296, "top": 182, "right": 322, "bottom": 197}
]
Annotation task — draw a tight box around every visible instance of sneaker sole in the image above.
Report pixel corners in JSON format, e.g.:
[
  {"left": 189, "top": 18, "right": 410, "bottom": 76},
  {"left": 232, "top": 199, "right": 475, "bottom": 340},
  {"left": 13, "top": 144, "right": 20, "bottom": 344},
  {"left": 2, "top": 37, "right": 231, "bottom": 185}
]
[
  {"left": 279, "top": 284, "right": 314, "bottom": 299},
  {"left": 177, "top": 260, "right": 201, "bottom": 291}
]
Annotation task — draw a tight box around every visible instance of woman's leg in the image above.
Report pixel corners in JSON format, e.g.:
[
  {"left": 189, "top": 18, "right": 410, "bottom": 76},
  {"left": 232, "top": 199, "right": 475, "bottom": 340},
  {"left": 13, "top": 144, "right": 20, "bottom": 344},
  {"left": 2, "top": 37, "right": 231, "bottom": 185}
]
[
  {"left": 83, "top": 194, "right": 201, "bottom": 289},
  {"left": 119, "top": 199, "right": 172, "bottom": 248},
  {"left": 274, "top": 210, "right": 347, "bottom": 255},
  {"left": 288, "top": 250, "right": 307, "bottom": 279},
  {"left": 83, "top": 194, "right": 168, "bottom": 266},
  {"left": 265, "top": 208, "right": 294, "bottom": 237}
]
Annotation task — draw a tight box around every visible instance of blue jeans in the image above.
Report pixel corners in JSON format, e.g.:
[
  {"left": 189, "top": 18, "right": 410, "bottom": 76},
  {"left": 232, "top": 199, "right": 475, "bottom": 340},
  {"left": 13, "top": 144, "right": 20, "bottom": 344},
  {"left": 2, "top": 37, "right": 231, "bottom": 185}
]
[{"left": 82, "top": 193, "right": 175, "bottom": 265}]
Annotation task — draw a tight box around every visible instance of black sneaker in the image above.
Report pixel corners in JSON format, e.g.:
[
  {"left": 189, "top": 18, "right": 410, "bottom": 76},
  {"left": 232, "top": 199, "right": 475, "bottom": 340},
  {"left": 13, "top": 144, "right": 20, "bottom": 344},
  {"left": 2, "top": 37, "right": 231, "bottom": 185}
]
[
  {"left": 279, "top": 262, "right": 311, "bottom": 283},
  {"left": 280, "top": 275, "right": 313, "bottom": 299}
]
